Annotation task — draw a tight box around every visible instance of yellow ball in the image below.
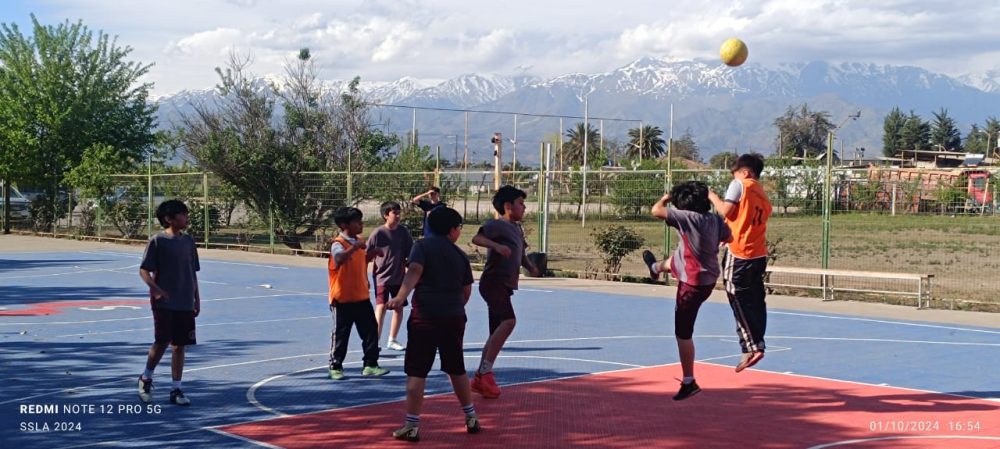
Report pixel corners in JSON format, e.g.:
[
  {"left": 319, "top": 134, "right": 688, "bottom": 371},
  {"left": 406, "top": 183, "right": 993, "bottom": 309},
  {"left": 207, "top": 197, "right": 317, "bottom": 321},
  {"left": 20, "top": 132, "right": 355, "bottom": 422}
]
[{"left": 720, "top": 38, "right": 748, "bottom": 67}]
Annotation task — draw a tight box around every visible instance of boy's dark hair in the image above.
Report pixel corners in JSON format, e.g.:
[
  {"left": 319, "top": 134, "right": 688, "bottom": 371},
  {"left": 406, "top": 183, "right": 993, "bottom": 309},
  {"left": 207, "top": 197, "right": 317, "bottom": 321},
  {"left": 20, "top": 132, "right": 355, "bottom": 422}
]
[
  {"left": 156, "top": 199, "right": 189, "bottom": 228},
  {"left": 427, "top": 207, "right": 463, "bottom": 236},
  {"left": 491, "top": 185, "right": 526, "bottom": 214},
  {"left": 669, "top": 181, "right": 711, "bottom": 214},
  {"left": 430, "top": 186, "right": 441, "bottom": 193},
  {"left": 333, "top": 207, "right": 363, "bottom": 229},
  {"left": 731, "top": 153, "right": 765, "bottom": 178},
  {"left": 379, "top": 200, "right": 401, "bottom": 219}
]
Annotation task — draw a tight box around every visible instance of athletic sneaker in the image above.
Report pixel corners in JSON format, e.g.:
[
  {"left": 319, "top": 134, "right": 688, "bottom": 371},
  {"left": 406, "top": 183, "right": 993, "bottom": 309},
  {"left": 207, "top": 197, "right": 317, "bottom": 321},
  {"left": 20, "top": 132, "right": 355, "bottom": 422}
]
[
  {"left": 137, "top": 376, "right": 153, "bottom": 404},
  {"left": 386, "top": 340, "right": 406, "bottom": 351},
  {"left": 169, "top": 388, "right": 191, "bottom": 406},
  {"left": 392, "top": 424, "right": 420, "bottom": 442},
  {"left": 735, "top": 352, "right": 765, "bottom": 373},
  {"left": 642, "top": 250, "right": 660, "bottom": 281},
  {"left": 361, "top": 365, "right": 390, "bottom": 376},
  {"left": 673, "top": 381, "right": 701, "bottom": 401},
  {"left": 465, "top": 415, "right": 481, "bottom": 434},
  {"left": 471, "top": 372, "right": 500, "bottom": 399},
  {"left": 328, "top": 368, "right": 345, "bottom": 380}
]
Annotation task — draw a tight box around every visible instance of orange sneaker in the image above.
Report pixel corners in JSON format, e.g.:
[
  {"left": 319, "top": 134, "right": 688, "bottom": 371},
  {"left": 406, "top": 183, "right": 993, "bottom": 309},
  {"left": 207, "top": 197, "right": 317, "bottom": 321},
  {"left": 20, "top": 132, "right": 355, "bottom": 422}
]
[{"left": 471, "top": 372, "right": 501, "bottom": 399}]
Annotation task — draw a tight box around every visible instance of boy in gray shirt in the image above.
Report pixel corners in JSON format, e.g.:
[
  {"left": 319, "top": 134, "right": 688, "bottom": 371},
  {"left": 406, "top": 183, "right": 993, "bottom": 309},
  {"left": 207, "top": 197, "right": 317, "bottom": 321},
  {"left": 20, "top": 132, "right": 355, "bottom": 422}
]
[
  {"left": 137, "top": 200, "right": 201, "bottom": 406},
  {"left": 642, "top": 181, "right": 732, "bottom": 400}
]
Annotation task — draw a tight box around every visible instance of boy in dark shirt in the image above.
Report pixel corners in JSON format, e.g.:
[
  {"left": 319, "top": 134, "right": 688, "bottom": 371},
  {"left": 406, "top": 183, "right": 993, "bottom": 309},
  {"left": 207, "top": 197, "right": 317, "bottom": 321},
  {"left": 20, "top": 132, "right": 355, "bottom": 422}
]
[
  {"left": 642, "top": 181, "right": 732, "bottom": 400},
  {"left": 387, "top": 207, "right": 479, "bottom": 442},
  {"left": 470, "top": 185, "right": 540, "bottom": 399},
  {"left": 137, "top": 200, "right": 201, "bottom": 406},
  {"left": 367, "top": 201, "right": 414, "bottom": 351}
]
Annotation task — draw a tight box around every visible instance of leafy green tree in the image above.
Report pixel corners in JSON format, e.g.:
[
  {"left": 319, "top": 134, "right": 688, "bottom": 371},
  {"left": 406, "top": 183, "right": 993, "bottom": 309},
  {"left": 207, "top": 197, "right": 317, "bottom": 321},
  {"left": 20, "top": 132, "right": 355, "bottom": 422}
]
[
  {"left": 670, "top": 128, "right": 701, "bottom": 162},
  {"left": 882, "top": 107, "right": 907, "bottom": 157},
  {"left": 773, "top": 104, "right": 834, "bottom": 158},
  {"left": 929, "top": 108, "right": 961, "bottom": 152},
  {"left": 626, "top": 125, "right": 666, "bottom": 159},
  {"left": 178, "top": 51, "right": 395, "bottom": 249},
  {"left": 900, "top": 112, "right": 930, "bottom": 153},
  {"left": 0, "top": 15, "right": 156, "bottom": 203}
]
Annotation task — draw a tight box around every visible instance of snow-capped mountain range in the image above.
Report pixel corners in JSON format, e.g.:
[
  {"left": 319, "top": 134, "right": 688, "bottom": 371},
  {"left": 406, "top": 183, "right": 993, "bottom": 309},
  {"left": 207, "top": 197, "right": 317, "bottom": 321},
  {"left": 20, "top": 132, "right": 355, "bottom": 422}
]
[{"left": 155, "top": 57, "right": 1000, "bottom": 164}]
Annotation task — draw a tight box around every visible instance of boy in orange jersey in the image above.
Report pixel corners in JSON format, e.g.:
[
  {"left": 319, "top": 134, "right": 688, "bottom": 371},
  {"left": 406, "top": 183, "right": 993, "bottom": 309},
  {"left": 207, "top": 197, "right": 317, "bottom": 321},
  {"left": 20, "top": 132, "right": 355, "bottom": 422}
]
[
  {"left": 327, "top": 207, "right": 389, "bottom": 380},
  {"left": 709, "top": 154, "right": 773, "bottom": 373}
]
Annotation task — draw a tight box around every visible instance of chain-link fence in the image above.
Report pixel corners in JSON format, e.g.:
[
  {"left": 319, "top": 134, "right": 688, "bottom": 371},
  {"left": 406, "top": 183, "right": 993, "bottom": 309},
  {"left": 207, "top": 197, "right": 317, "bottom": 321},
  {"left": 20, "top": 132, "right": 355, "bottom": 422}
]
[{"left": 4, "top": 166, "right": 998, "bottom": 306}]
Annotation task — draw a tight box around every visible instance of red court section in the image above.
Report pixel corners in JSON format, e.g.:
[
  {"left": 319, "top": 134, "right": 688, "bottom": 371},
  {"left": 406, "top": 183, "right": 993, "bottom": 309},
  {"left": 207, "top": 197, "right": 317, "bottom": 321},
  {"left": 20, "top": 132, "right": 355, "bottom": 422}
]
[{"left": 220, "top": 363, "right": 1000, "bottom": 449}]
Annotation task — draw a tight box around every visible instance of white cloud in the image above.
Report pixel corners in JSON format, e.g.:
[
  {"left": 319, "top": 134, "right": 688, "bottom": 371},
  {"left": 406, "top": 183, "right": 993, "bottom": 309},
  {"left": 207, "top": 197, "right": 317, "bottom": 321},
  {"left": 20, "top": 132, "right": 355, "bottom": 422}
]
[
  {"left": 26, "top": 0, "right": 1000, "bottom": 94},
  {"left": 164, "top": 28, "right": 244, "bottom": 56}
]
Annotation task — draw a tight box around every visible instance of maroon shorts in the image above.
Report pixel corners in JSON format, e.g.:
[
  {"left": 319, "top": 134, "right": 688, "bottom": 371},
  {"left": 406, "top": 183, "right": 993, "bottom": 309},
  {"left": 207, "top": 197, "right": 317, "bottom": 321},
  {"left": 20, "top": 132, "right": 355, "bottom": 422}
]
[
  {"left": 152, "top": 309, "right": 197, "bottom": 346},
  {"left": 374, "top": 284, "right": 406, "bottom": 306},
  {"left": 403, "top": 314, "right": 467, "bottom": 377},
  {"left": 674, "top": 282, "right": 714, "bottom": 340},
  {"left": 479, "top": 282, "right": 515, "bottom": 334}
]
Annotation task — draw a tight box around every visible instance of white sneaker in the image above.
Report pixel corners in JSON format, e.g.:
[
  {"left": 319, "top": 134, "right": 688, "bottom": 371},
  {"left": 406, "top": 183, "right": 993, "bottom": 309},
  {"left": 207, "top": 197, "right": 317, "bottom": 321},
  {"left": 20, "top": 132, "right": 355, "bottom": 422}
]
[
  {"left": 387, "top": 340, "right": 406, "bottom": 351},
  {"left": 138, "top": 377, "right": 153, "bottom": 403}
]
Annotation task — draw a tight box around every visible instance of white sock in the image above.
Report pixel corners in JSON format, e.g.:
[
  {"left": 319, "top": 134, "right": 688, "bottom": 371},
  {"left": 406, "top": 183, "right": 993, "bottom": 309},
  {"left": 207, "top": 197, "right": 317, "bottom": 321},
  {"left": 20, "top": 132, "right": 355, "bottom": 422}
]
[
  {"left": 142, "top": 369, "right": 154, "bottom": 380},
  {"left": 172, "top": 380, "right": 182, "bottom": 390},
  {"left": 478, "top": 359, "right": 493, "bottom": 375},
  {"left": 650, "top": 262, "right": 660, "bottom": 273},
  {"left": 682, "top": 376, "right": 695, "bottom": 385}
]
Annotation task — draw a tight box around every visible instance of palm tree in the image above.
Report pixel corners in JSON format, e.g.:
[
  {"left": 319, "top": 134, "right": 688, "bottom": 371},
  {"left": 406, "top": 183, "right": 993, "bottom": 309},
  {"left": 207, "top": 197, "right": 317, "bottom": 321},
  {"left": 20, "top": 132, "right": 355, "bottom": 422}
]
[
  {"left": 626, "top": 125, "right": 666, "bottom": 159},
  {"left": 563, "top": 122, "right": 601, "bottom": 167}
]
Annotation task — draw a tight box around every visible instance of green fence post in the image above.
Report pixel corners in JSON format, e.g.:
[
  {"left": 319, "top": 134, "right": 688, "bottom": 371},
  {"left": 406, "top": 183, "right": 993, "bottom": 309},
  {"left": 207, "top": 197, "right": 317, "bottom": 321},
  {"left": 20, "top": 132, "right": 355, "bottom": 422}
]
[
  {"left": 663, "top": 169, "right": 670, "bottom": 258},
  {"left": 268, "top": 193, "right": 275, "bottom": 253},
  {"left": 97, "top": 203, "right": 103, "bottom": 241}
]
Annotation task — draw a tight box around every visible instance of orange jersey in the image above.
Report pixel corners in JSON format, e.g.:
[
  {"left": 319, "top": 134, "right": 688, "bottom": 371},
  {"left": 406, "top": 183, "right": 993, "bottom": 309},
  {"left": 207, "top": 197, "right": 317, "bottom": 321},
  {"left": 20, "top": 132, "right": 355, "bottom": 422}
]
[
  {"left": 328, "top": 236, "right": 370, "bottom": 304},
  {"left": 724, "top": 178, "right": 772, "bottom": 259}
]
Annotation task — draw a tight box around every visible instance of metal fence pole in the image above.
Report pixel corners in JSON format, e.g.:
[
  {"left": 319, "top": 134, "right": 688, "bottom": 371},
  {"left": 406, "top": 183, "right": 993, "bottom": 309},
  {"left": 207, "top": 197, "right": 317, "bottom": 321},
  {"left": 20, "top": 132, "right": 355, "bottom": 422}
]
[
  {"left": 203, "top": 172, "right": 209, "bottom": 248},
  {"left": 537, "top": 142, "right": 544, "bottom": 252},
  {"left": 147, "top": 157, "right": 153, "bottom": 238},
  {"left": 268, "top": 193, "right": 275, "bottom": 253}
]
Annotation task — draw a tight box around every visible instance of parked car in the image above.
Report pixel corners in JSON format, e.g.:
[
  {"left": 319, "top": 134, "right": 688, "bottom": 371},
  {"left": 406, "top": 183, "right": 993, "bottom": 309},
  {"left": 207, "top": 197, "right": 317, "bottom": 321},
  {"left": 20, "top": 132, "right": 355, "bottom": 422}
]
[{"left": 0, "top": 186, "right": 32, "bottom": 219}]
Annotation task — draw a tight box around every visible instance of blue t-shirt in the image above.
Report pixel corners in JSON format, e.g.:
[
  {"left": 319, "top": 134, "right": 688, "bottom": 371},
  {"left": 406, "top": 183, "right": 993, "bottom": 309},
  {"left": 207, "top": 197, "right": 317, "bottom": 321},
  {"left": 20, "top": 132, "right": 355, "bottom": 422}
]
[
  {"left": 417, "top": 200, "right": 446, "bottom": 238},
  {"left": 408, "top": 235, "right": 473, "bottom": 317},
  {"left": 140, "top": 232, "right": 200, "bottom": 311}
]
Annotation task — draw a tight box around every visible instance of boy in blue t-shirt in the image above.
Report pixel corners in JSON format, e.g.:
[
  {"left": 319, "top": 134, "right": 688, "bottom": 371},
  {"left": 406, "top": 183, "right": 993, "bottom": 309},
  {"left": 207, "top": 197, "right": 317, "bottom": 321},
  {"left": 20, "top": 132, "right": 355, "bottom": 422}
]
[
  {"left": 642, "top": 181, "right": 732, "bottom": 400},
  {"left": 387, "top": 207, "right": 479, "bottom": 442},
  {"left": 137, "top": 200, "right": 201, "bottom": 406}
]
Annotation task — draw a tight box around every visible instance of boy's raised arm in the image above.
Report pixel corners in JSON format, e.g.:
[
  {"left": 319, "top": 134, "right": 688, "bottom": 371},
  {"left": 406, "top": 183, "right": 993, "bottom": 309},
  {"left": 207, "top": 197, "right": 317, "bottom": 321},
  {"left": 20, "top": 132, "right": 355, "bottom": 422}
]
[{"left": 651, "top": 193, "right": 671, "bottom": 220}]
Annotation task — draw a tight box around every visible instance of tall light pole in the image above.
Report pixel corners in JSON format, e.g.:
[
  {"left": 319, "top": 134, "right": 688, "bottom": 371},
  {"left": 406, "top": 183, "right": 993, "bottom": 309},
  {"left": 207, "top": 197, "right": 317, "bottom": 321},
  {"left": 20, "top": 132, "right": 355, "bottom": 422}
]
[
  {"left": 821, "top": 110, "right": 861, "bottom": 269},
  {"left": 975, "top": 129, "right": 992, "bottom": 158},
  {"left": 445, "top": 134, "right": 458, "bottom": 166}
]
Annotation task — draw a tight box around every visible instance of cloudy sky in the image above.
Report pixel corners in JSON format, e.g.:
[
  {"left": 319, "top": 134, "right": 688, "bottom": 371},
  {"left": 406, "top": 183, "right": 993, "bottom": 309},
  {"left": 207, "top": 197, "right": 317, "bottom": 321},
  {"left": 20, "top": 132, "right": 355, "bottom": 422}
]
[{"left": 3, "top": 0, "right": 999, "bottom": 96}]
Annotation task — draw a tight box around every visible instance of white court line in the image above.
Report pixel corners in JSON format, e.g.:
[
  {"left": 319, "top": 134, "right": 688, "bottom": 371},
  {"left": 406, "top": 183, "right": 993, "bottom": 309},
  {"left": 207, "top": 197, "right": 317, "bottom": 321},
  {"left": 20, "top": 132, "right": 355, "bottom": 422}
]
[
  {"left": 204, "top": 427, "right": 284, "bottom": 449},
  {"left": 52, "top": 315, "right": 327, "bottom": 338},
  {"left": 807, "top": 435, "right": 1000, "bottom": 449},
  {"left": 771, "top": 310, "right": 1000, "bottom": 335},
  {"left": 247, "top": 354, "right": 646, "bottom": 417},
  {"left": 0, "top": 263, "right": 139, "bottom": 280},
  {"left": 699, "top": 360, "right": 1000, "bottom": 403},
  {"left": 81, "top": 250, "right": 293, "bottom": 270}
]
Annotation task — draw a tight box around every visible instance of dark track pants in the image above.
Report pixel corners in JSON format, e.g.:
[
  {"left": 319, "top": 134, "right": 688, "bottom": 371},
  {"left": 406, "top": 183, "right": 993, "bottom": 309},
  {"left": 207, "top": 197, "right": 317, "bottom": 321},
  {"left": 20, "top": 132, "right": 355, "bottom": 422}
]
[
  {"left": 329, "top": 301, "right": 381, "bottom": 368},
  {"left": 722, "top": 250, "right": 768, "bottom": 354}
]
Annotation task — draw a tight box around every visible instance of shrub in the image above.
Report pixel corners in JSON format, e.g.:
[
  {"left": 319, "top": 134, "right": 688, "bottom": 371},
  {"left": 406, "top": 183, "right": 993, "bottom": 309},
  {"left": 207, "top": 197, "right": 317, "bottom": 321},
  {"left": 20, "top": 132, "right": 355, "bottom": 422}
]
[{"left": 591, "top": 224, "right": 645, "bottom": 274}]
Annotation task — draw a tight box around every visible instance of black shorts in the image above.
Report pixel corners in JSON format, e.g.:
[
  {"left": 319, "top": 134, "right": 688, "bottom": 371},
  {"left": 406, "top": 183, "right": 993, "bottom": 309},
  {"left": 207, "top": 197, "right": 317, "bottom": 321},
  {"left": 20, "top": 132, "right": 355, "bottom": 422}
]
[
  {"left": 479, "top": 282, "right": 515, "bottom": 334},
  {"left": 152, "top": 309, "right": 197, "bottom": 346},
  {"left": 403, "top": 314, "right": 467, "bottom": 378},
  {"left": 374, "top": 284, "right": 406, "bottom": 307},
  {"left": 674, "top": 282, "right": 714, "bottom": 340}
]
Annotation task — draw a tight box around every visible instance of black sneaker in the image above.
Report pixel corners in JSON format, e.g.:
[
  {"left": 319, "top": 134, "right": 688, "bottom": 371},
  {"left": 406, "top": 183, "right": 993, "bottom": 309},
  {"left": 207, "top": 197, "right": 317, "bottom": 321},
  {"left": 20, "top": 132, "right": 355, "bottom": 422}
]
[
  {"left": 465, "top": 414, "right": 481, "bottom": 434},
  {"left": 673, "top": 381, "right": 701, "bottom": 401},
  {"left": 137, "top": 376, "right": 153, "bottom": 403},
  {"left": 169, "top": 388, "right": 191, "bottom": 406},
  {"left": 642, "top": 250, "right": 660, "bottom": 281}
]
